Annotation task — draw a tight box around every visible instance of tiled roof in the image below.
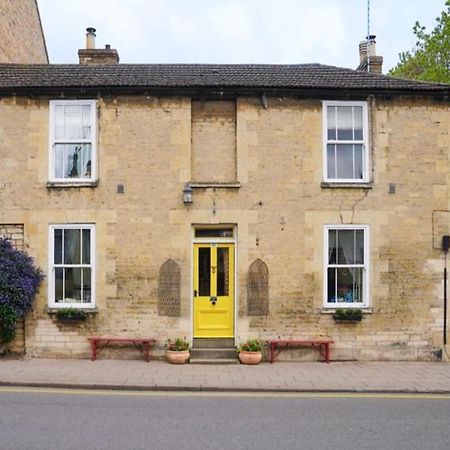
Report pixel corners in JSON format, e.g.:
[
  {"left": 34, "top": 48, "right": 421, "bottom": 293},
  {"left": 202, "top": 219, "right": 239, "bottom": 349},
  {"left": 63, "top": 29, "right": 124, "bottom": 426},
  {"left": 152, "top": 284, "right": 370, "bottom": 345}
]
[{"left": 0, "top": 63, "right": 448, "bottom": 94}]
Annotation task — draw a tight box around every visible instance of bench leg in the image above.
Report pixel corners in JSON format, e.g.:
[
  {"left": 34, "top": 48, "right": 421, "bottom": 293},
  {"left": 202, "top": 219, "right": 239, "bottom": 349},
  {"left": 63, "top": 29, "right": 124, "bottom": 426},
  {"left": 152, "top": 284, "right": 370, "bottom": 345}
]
[
  {"left": 270, "top": 343, "right": 286, "bottom": 363},
  {"left": 143, "top": 342, "right": 150, "bottom": 362},
  {"left": 90, "top": 340, "right": 97, "bottom": 361},
  {"left": 325, "top": 343, "right": 330, "bottom": 363},
  {"left": 269, "top": 343, "right": 275, "bottom": 363}
]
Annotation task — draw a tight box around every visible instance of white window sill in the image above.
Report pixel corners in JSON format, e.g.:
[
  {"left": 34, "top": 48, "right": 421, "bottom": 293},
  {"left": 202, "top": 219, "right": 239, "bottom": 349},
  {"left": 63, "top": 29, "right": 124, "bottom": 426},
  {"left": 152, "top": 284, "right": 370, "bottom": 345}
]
[
  {"left": 321, "top": 181, "right": 372, "bottom": 189},
  {"left": 47, "top": 181, "right": 99, "bottom": 188},
  {"left": 321, "top": 307, "right": 373, "bottom": 314}
]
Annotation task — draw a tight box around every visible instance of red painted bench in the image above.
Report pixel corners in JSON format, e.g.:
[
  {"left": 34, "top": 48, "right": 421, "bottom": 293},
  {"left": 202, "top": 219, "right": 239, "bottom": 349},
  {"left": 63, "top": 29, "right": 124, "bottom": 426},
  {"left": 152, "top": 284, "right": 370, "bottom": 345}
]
[
  {"left": 267, "top": 339, "right": 334, "bottom": 363},
  {"left": 88, "top": 337, "right": 156, "bottom": 362}
]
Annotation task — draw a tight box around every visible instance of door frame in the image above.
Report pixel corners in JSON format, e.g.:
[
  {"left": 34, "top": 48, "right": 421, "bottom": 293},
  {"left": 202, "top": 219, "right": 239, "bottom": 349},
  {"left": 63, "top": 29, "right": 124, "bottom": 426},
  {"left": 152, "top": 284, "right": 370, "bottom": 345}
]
[{"left": 191, "top": 225, "right": 237, "bottom": 343}]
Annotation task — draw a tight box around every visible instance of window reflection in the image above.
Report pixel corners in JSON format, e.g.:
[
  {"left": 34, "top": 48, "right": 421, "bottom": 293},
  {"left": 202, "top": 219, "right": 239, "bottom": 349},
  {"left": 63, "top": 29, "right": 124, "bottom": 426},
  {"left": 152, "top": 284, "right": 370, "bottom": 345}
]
[
  {"left": 198, "top": 247, "right": 211, "bottom": 296},
  {"left": 217, "top": 248, "right": 229, "bottom": 296}
]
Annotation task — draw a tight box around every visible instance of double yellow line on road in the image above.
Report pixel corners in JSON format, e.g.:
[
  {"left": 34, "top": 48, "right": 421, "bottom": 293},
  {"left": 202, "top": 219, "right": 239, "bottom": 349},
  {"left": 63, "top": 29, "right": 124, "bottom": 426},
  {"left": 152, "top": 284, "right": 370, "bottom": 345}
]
[{"left": 1, "top": 386, "right": 450, "bottom": 400}]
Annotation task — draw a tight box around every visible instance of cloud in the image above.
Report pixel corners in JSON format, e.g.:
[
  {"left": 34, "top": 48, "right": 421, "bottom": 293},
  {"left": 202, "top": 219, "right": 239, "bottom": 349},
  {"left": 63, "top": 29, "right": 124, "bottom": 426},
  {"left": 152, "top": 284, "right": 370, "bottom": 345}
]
[{"left": 37, "top": 0, "right": 446, "bottom": 71}]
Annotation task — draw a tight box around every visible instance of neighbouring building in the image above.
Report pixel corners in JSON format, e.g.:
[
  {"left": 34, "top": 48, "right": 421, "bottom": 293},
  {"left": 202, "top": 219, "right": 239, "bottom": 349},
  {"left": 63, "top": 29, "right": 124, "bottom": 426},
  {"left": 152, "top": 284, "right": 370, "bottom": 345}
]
[
  {"left": 1, "top": 30, "right": 450, "bottom": 361},
  {"left": 0, "top": 0, "right": 48, "bottom": 64}
]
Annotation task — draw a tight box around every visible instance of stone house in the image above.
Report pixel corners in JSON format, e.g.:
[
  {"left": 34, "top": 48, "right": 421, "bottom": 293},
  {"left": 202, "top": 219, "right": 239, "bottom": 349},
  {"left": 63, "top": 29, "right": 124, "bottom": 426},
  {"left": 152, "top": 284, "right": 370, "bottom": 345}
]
[
  {"left": 1, "top": 32, "right": 450, "bottom": 361},
  {"left": 0, "top": 0, "right": 48, "bottom": 64}
]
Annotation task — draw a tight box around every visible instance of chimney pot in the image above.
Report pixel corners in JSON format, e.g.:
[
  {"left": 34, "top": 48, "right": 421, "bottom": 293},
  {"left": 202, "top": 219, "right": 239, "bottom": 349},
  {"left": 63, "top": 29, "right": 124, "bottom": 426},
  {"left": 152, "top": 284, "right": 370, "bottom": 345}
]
[{"left": 86, "top": 27, "right": 96, "bottom": 49}]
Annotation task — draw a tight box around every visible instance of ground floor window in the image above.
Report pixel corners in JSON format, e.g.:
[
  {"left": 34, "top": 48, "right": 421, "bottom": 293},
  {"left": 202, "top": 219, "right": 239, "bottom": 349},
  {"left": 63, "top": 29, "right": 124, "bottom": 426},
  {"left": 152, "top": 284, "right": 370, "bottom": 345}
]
[
  {"left": 49, "top": 224, "right": 95, "bottom": 307},
  {"left": 324, "top": 225, "right": 369, "bottom": 307}
]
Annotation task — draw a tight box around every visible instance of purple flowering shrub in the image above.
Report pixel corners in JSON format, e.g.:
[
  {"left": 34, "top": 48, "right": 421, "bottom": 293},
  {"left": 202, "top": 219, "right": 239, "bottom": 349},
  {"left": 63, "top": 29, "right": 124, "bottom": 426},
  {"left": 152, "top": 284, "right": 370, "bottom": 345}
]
[{"left": 0, "top": 238, "right": 44, "bottom": 343}]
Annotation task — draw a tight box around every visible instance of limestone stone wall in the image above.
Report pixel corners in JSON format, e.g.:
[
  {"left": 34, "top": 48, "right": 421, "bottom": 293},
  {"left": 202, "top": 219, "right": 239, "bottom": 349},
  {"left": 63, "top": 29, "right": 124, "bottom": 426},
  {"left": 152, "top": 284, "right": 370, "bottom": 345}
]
[
  {"left": 0, "top": 93, "right": 448, "bottom": 361},
  {"left": 191, "top": 100, "right": 236, "bottom": 182},
  {"left": 0, "top": 0, "right": 48, "bottom": 63}
]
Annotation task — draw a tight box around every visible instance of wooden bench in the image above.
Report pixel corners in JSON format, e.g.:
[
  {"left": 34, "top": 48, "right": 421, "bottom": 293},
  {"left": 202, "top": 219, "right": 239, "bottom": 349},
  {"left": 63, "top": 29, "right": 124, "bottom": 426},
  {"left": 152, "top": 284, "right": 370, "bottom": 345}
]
[
  {"left": 267, "top": 339, "right": 334, "bottom": 363},
  {"left": 88, "top": 337, "right": 156, "bottom": 362}
]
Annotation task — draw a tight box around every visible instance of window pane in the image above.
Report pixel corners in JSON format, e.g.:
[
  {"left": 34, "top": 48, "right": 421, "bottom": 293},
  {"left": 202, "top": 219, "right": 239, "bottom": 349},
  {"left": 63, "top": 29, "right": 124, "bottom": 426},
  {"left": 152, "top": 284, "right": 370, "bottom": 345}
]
[
  {"left": 328, "top": 229, "right": 337, "bottom": 264},
  {"left": 54, "top": 144, "right": 65, "bottom": 179},
  {"left": 336, "top": 106, "right": 353, "bottom": 140},
  {"left": 354, "top": 144, "right": 363, "bottom": 179},
  {"left": 55, "top": 105, "right": 65, "bottom": 139},
  {"left": 64, "top": 229, "right": 81, "bottom": 264},
  {"left": 82, "top": 105, "right": 92, "bottom": 139},
  {"left": 55, "top": 267, "right": 64, "bottom": 302},
  {"left": 78, "top": 144, "right": 92, "bottom": 178},
  {"left": 336, "top": 144, "right": 354, "bottom": 179},
  {"left": 351, "top": 267, "right": 364, "bottom": 303},
  {"left": 54, "top": 229, "right": 63, "bottom": 264},
  {"left": 354, "top": 106, "right": 363, "bottom": 140},
  {"left": 327, "top": 144, "right": 336, "bottom": 179},
  {"left": 327, "top": 267, "right": 337, "bottom": 302},
  {"left": 64, "top": 105, "right": 83, "bottom": 140},
  {"left": 64, "top": 268, "right": 82, "bottom": 302},
  {"left": 82, "top": 268, "right": 91, "bottom": 303},
  {"left": 355, "top": 230, "right": 364, "bottom": 264},
  {"left": 217, "top": 247, "right": 229, "bottom": 296},
  {"left": 195, "top": 228, "right": 233, "bottom": 238},
  {"left": 82, "top": 229, "right": 91, "bottom": 264},
  {"left": 337, "top": 230, "right": 355, "bottom": 264},
  {"left": 327, "top": 106, "right": 336, "bottom": 140},
  {"left": 198, "top": 247, "right": 211, "bottom": 296}
]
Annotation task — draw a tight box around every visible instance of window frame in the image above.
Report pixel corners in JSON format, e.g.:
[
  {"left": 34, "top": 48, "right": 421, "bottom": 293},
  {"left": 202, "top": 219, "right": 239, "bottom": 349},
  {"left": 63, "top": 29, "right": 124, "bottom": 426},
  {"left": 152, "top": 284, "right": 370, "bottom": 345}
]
[
  {"left": 48, "top": 224, "right": 96, "bottom": 309},
  {"left": 322, "top": 100, "right": 369, "bottom": 183},
  {"left": 48, "top": 99, "right": 97, "bottom": 183},
  {"left": 323, "top": 224, "right": 370, "bottom": 308}
]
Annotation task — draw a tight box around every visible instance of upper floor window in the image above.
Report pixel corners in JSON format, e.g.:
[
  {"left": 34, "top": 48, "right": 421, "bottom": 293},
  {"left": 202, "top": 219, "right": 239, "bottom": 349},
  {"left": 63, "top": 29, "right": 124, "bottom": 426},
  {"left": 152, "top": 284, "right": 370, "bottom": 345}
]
[
  {"left": 49, "top": 100, "right": 97, "bottom": 182},
  {"left": 323, "top": 101, "right": 368, "bottom": 182},
  {"left": 324, "top": 225, "right": 369, "bottom": 308}
]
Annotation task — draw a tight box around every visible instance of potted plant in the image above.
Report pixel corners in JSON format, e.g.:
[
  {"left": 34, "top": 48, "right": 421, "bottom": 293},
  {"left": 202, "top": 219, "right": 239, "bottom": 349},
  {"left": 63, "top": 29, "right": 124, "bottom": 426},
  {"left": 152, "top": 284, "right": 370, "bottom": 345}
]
[
  {"left": 55, "top": 308, "right": 87, "bottom": 323},
  {"left": 333, "top": 308, "right": 363, "bottom": 322},
  {"left": 238, "top": 338, "right": 263, "bottom": 365},
  {"left": 165, "top": 337, "right": 190, "bottom": 364}
]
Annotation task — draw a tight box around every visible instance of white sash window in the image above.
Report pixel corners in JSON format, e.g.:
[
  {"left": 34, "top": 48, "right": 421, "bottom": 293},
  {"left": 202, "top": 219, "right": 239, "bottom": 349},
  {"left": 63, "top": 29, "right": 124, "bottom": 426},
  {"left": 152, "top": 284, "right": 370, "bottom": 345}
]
[
  {"left": 49, "top": 225, "right": 95, "bottom": 308},
  {"left": 323, "top": 101, "right": 369, "bottom": 182},
  {"left": 49, "top": 100, "right": 97, "bottom": 182}
]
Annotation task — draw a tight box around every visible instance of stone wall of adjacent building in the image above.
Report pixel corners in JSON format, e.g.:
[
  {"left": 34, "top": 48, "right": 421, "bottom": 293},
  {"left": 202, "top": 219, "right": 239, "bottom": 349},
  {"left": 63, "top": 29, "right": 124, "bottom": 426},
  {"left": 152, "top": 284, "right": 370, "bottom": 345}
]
[
  {"left": 0, "top": 0, "right": 48, "bottom": 63},
  {"left": 0, "top": 93, "right": 448, "bottom": 360}
]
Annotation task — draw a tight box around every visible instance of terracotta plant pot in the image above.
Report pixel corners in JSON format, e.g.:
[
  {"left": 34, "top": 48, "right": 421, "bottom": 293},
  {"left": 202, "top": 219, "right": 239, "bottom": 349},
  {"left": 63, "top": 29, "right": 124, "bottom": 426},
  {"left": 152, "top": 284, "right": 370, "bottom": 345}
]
[
  {"left": 166, "top": 350, "right": 190, "bottom": 364},
  {"left": 238, "top": 351, "right": 262, "bottom": 365}
]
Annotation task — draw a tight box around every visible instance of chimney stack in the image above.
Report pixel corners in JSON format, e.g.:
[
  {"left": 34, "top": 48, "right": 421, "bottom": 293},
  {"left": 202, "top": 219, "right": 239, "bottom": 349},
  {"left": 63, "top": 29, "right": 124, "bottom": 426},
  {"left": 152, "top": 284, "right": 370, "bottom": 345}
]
[
  {"left": 356, "top": 35, "right": 383, "bottom": 74},
  {"left": 78, "top": 27, "right": 119, "bottom": 65}
]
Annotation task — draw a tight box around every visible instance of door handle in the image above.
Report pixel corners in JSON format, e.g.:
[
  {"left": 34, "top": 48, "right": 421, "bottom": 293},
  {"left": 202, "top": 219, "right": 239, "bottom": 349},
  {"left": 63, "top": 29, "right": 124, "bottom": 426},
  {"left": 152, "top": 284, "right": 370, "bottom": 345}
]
[
  {"left": 194, "top": 289, "right": 198, "bottom": 297},
  {"left": 210, "top": 296, "right": 217, "bottom": 305}
]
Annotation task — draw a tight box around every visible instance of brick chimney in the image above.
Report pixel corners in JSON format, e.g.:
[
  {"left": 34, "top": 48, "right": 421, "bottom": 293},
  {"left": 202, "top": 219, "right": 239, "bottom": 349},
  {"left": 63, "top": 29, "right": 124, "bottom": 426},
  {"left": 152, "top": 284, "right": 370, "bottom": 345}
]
[
  {"left": 356, "top": 35, "right": 383, "bottom": 74},
  {"left": 78, "top": 27, "right": 119, "bottom": 64}
]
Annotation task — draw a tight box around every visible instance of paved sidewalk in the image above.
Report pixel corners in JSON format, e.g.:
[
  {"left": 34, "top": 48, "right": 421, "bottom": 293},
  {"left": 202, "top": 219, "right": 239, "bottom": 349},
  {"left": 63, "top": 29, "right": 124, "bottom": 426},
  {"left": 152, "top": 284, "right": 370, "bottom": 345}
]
[{"left": 1, "top": 358, "right": 450, "bottom": 393}]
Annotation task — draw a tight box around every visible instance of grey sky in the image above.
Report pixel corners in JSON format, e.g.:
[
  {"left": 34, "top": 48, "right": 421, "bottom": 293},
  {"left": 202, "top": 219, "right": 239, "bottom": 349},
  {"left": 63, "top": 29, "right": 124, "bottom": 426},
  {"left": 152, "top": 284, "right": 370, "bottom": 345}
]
[{"left": 38, "top": 0, "right": 445, "bottom": 72}]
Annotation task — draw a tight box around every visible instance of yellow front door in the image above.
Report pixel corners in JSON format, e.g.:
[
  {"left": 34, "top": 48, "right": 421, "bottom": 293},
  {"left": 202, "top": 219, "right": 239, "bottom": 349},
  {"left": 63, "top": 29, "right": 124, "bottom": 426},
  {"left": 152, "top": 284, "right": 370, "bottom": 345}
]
[{"left": 193, "top": 243, "right": 234, "bottom": 338}]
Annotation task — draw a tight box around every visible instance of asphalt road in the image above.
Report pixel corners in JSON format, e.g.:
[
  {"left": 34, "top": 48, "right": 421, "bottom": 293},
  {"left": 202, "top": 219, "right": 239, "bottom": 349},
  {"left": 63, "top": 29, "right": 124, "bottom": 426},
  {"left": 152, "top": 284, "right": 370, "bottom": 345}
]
[{"left": 0, "top": 388, "right": 449, "bottom": 450}]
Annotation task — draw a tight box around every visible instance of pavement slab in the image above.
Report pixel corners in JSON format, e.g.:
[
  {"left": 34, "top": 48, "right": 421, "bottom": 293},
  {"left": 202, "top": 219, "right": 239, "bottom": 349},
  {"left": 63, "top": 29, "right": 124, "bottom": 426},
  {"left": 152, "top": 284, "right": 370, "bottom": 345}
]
[{"left": 0, "top": 358, "right": 450, "bottom": 393}]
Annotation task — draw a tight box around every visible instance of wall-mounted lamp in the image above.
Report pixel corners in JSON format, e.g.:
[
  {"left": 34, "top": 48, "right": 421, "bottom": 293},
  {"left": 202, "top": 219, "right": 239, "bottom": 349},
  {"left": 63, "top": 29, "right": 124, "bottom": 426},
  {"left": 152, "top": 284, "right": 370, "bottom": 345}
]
[{"left": 183, "top": 183, "right": 193, "bottom": 204}]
